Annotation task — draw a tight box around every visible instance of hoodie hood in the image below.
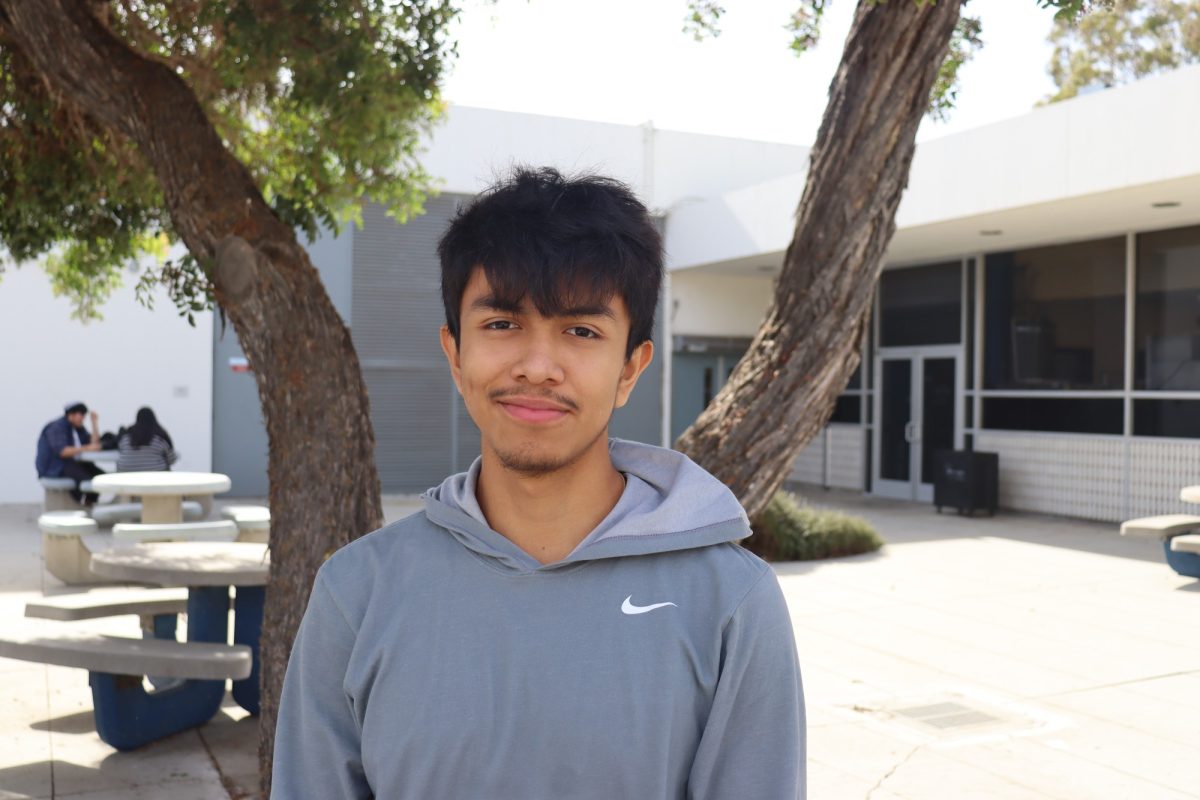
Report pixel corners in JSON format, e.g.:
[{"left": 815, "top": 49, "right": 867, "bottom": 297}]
[{"left": 421, "top": 438, "right": 751, "bottom": 572}]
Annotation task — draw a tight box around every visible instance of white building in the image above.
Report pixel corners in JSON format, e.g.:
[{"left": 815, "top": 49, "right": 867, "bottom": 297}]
[{"left": 3, "top": 64, "right": 1198, "bottom": 522}]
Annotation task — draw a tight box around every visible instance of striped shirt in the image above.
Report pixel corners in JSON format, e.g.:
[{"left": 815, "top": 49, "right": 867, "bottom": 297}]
[{"left": 116, "top": 432, "right": 179, "bottom": 472}]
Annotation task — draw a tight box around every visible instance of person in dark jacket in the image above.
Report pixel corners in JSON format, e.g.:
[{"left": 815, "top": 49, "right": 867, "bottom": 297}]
[
  {"left": 36, "top": 402, "right": 103, "bottom": 504},
  {"left": 116, "top": 407, "right": 179, "bottom": 472}
]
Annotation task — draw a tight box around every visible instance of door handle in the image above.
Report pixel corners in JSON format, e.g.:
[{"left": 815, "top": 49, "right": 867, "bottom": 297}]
[{"left": 904, "top": 421, "right": 914, "bottom": 443}]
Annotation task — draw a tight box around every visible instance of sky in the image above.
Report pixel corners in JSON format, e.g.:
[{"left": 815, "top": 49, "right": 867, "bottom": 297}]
[{"left": 442, "top": 0, "right": 1064, "bottom": 145}]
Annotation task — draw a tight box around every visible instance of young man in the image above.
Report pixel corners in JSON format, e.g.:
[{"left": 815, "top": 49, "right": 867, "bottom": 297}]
[
  {"left": 36, "top": 402, "right": 103, "bottom": 505},
  {"left": 272, "top": 168, "right": 805, "bottom": 798}
]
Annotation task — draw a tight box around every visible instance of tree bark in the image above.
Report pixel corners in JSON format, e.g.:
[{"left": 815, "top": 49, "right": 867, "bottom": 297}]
[
  {"left": 676, "top": 0, "right": 962, "bottom": 521},
  {"left": 0, "top": 2, "right": 383, "bottom": 795}
]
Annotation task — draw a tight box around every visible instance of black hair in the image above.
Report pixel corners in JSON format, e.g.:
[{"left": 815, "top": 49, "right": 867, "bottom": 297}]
[
  {"left": 127, "top": 407, "right": 173, "bottom": 448},
  {"left": 438, "top": 166, "right": 663, "bottom": 358},
  {"left": 64, "top": 402, "right": 87, "bottom": 416}
]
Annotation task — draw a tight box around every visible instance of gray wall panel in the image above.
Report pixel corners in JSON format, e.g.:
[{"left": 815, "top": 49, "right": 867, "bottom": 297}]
[{"left": 353, "top": 196, "right": 474, "bottom": 492}]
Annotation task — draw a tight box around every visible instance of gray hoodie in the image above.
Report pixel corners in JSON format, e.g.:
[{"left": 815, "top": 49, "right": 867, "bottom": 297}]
[{"left": 272, "top": 439, "right": 805, "bottom": 799}]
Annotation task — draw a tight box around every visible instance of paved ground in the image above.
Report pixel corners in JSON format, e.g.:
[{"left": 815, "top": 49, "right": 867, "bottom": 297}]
[{"left": 0, "top": 491, "right": 1197, "bottom": 798}]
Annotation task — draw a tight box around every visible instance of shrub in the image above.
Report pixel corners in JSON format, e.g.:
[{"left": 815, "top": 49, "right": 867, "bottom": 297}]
[{"left": 745, "top": 490, "right": 884, "bottom": 562}]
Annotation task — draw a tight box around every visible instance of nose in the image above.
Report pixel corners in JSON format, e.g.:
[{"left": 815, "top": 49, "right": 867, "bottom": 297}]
[{"left": 510, "top": 334, "right": 565, "bottom": 385}]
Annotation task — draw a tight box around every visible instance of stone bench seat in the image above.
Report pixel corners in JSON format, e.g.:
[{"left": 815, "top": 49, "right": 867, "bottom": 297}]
[
  {"left": 91, "top": 501, "right": 204, "bottom": 528},
  {"left": 221, "top": 505, "right": 270, "bottom": 543},
  {"left": 25, "top": 587, "right": 192, "bottom": 622},
  {"left": 1170, "top": 534, "right": 1200, "bottom": 555},
  {"left": 40, "top": 510, "right": 98, "bottom": 536},
  {"left": 38, "top": 512, "right": 112, "bottom": 586},
  {"left": 221, "top": 505, "right": 269, "bottom": 529},
  {"left": 1121, "top": 515, "right": 1200, "bottom": 579},
  {"left": 0, "top": 630, "right": 252, "bottom": 681},
  {"left": 1118, "top": 514, "right": 1200, "bottom": 540},
  {"left": 112, "top": 520, "right": 238, "bottom": 543},
  {"left": 39, "top": 478, "right": 93, "bottom": 512}
]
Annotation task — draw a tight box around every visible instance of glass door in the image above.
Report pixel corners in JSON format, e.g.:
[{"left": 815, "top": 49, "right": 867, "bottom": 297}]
[
  {"left": 874, "top": 347, "right": 961, "bottom": 501},
  {"left": 875, "top": 356, "right": 914, "bottom": 498},
  {"left": 916, "top": 355, "right": 957, "bottom": 502}
]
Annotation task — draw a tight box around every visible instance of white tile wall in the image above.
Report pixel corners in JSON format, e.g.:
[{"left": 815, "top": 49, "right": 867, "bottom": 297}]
[{"left": 788, "top": 424, "right": 866, "bottom": 491}]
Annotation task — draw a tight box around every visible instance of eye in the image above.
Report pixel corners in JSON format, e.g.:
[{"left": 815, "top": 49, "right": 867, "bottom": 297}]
[
  {"left": 485, "top": 320, "right": 517, "bottom": 331},
  {"left": 567, "top": 326, "right": 599, "bottom": 339}
]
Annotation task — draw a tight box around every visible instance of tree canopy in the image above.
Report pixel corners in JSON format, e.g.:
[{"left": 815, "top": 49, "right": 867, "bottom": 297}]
[
  {"left": 0, "top": 0, "right": 456, "bottom": 319},
  {"left": 1045, "top": 0, "right": 1200, "bottom": 102}
]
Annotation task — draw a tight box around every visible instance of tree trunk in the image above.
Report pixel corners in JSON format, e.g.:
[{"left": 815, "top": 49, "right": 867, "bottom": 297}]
[
  {"left": 0, "top": 2, "right": 383, "bottom": 795},
  {"left": 676, "top": 0, "right": 962, "bottom": 521}
]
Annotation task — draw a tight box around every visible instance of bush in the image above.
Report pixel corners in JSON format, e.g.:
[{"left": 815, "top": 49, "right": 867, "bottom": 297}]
[{"left": 744, "top": 490, "right": 884, "bottom": 562}]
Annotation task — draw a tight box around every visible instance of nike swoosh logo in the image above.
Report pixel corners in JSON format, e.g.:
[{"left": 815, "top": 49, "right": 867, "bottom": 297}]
[{"left": 621, "top": 595, "right": 677, "bottom": 615}]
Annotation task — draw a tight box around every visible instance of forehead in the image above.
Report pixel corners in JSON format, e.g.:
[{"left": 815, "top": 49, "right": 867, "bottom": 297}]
[{"left": 460, "top": 267, "right": 629, "bottom": 320}]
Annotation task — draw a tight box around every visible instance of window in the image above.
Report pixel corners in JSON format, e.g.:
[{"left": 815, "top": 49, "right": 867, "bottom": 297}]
[
  {"left": 1135, "top": 225, "right": 1200, "bottom": 390},
  {"left": 829, "top": 395, "right": 861, "bottom": 424},
  {"left": 879, "top": 262, "right": 962, "bottom": 347},
  {"left": 984, "top": 239, "right": 1125, "bottom": 390},
  {"left": 1134, "top": 400, "right": 1200, "bottom": 438},
  {"left": 829, "top": 354, "right": 866, "bottom": 425},
  {"left": 983, "top": 398, "right": 1122, "bottom": 435}
]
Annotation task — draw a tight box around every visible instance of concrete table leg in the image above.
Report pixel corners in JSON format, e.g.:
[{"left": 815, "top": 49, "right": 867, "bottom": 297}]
[{"left": 141, "top": 494, "right": 183, "bottom": 524}]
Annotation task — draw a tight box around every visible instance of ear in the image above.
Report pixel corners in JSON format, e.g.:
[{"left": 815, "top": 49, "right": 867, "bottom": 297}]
[
  {"left": 439, "top": 325, "right": 464, "bottom": 394},
  {"left": 614, "top": 340, "right": 654, "bottom": 409}
]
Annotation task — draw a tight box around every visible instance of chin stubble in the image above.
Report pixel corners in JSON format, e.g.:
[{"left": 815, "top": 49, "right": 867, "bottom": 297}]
[{"left": 493, "top": 424, "right": 609, "bottom": 478}]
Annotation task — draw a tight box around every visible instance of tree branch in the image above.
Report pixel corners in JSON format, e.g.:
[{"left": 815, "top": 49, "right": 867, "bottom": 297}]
[{"left": 677, "top": 0, "right": 963, "bottom": 519}]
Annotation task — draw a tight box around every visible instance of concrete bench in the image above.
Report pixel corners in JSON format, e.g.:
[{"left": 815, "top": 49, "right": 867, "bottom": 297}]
[
  {"left": 25, "top": 587, "right": 190, "bottom": 622},
  {"left": 1120, "top": 514, "right": 1200, "bottom": 579},
  {"left": 221, "top": 505, "right": 270, "bottom": 543},
  {"left": 0, "top": 630, "right": 252, "bottom": 680},
  {"left": 1170, "top": 534, "right": 1200, "bottom": 555},
  {"left": 0, "top": 630, "right": 253, "bottom": 749},
  {"left": 39, "top": 477, "right": 92, "bottom": 512},
  {"left": 38, "top": 511, "right": 116, "bottom": 586},
  {"left": 112, "top": 520, "right": 238, "bottom": 543},
  {"left": 1119, "top": 514, "right": 1200, "bottom": 539},
  {"left": 91, "top": 500, "right": 204, "bottom": 528}
]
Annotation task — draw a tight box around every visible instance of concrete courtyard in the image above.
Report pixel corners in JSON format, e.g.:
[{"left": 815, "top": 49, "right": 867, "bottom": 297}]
[{"left": 0, "top": 491, "right": 1197, "bottom": 798}]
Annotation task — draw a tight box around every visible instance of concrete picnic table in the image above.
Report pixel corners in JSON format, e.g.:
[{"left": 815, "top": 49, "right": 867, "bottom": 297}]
[
  {"left": 90, "top": 541, "right": 269, "bottom": 722},
  {"left": 1181, "top": 486, "right": 1200, "bottom": 504},
  {"left": 90, "top": 471, "right": 230, "bottom": 524},
  {"left": 78, "top": 449, "right": 119, "bottom": 466}
]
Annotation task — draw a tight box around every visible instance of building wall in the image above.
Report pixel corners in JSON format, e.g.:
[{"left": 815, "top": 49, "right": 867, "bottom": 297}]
[
  {"left": 665, "top": 64, "right": 1200, "bottom": 271},
  {"left": 973, "top": 431, "right": 1200, "bottom": 523},
  {"left": 787, "top": 426, "right": 867, "bottom": 492},
  {"left": 425, "top": 108, "right": 648, "bottom": 199},
  {"left": 899, "top": 64, "right": 1200, "bottom": 229},
  {"left": 422, "top": 106, "right": 809, "bottom": 214},
  {"left": 0, "top": 263, "right": 213, "bottom": 504},
  {"left": 670, "top": 272, "right": 774, "bottom": 337}
]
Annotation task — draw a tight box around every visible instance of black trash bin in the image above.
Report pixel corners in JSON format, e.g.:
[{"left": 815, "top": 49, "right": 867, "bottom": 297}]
[{"left": 933, "top": 450, "right": 998, "bottom": 516}]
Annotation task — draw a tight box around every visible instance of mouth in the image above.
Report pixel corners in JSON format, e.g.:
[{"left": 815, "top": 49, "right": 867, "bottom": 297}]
[{"left": 497, "top": 397, "right": 571, "bottom": 424}]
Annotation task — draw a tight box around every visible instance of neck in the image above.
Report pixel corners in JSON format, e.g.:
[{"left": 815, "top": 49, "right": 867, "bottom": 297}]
[{"left": 476, "top": 436, "right": 625, "bottom": 565}]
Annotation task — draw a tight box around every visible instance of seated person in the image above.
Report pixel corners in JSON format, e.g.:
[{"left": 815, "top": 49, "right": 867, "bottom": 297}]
[
  {"left": 36, "top": 402, "right": 103, "bottom": 505},
  {"left": 117, "top": 407, "right": 179, "bottom": 472}
]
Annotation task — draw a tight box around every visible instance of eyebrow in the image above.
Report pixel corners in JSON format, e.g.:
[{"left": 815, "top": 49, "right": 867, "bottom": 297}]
[{"left": 468, "top": 294, "right": 616, "bottom": 321}]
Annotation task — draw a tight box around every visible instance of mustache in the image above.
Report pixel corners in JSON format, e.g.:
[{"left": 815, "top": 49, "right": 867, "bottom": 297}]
[{"left": 488, "top": 387, "right": 580, "bottom": 412}]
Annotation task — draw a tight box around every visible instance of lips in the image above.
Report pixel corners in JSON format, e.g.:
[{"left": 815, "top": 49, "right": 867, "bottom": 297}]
[{"left": 498, "top": 398, "right": 570, "bottom": 424}]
